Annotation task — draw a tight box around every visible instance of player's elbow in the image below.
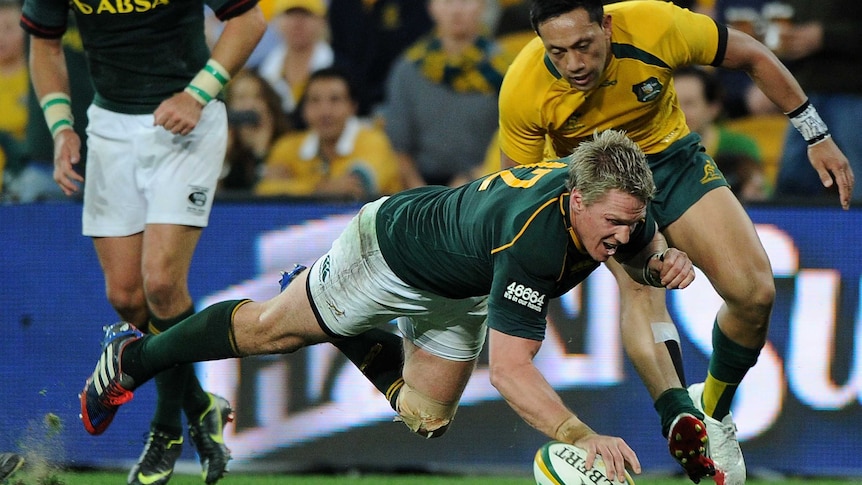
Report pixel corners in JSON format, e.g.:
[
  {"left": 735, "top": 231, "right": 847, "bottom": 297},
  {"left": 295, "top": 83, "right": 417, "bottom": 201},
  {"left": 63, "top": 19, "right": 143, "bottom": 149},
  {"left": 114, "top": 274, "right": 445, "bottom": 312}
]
[{"left": 488, "top": 360, "right": 521, "bottom": 394}]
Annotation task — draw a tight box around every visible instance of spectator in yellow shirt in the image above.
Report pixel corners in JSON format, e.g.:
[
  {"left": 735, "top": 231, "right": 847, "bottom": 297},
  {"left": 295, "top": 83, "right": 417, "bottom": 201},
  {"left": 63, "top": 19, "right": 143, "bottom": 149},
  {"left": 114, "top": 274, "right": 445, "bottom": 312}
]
[
  {"left": 0, "top": 0, "right": 27, "bottom": 191},
  {"left": 255, "top": 67, "right": 403, "bottom": 199}
]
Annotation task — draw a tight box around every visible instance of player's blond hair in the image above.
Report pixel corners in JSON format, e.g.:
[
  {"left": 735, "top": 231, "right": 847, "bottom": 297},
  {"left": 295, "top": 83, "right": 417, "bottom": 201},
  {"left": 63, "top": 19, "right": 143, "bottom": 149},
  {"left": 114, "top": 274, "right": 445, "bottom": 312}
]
[{"left": 564, "top": 129, "right": 656, "bottom": 205}]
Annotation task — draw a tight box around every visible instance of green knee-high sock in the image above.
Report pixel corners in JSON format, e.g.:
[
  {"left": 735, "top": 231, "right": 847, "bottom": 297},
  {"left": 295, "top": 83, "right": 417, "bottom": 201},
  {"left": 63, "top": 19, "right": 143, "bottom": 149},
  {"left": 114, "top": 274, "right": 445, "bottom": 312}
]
[
  {"left": 122, "top": 300, "right": 246, "bottom": 389},
  {"left": 332, "top": 327, "right": 405, "bottom": 410},
  {"left": 182, "top": 369, "right": 210, "bottom": 421},
  {"left": 151, "top": 309, "right": 218, "bottom": 423},
  {"left": 703, "top": 320, "right": 761, "bottom": 420},
  {"left": 654, "top": 388, "right": 704, "bottom": 438},
  {"left": 149, "top": 306, "right": 198, "bottom": 436}
]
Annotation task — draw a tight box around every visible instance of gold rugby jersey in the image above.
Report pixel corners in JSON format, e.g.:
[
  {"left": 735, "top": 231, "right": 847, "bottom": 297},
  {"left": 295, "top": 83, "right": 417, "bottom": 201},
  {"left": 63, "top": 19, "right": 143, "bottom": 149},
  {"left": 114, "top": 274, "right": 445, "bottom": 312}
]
[{"left": 499, "top": 0, "right": 726, "bottom": 163}]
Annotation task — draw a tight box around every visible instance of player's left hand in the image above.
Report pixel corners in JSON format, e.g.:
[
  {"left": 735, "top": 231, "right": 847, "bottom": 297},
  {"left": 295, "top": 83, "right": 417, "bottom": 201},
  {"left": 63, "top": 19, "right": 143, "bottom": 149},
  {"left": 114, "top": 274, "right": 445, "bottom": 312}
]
[
  {"left": 153, "top": 92, "right": 204, "bottom": 136},
  {"left": 649, "top": 248, "right": 695, "bottom": 289},
  {"left": 808, "top": 137, "right": 855, "bottom": 209}
]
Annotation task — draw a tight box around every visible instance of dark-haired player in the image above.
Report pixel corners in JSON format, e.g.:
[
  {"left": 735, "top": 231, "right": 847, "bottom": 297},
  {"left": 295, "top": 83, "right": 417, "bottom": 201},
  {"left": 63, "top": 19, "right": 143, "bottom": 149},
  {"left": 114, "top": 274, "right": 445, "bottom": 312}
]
[
  {"left": 498, "top": 1, "right": 854, "bottom": 483},
  {"left": 21, "top": 0, "right": 266, "bottom": 482}
]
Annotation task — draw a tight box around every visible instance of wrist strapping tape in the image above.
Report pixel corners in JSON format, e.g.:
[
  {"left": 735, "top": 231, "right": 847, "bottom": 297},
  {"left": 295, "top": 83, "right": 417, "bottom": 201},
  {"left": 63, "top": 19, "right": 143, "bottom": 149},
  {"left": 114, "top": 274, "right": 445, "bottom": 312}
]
[
  {"left": 185, "top": 59, "right": 231, "bottom": 106},
  {"left": 787, "top": 100, "right": 831, "bottom": 146}
]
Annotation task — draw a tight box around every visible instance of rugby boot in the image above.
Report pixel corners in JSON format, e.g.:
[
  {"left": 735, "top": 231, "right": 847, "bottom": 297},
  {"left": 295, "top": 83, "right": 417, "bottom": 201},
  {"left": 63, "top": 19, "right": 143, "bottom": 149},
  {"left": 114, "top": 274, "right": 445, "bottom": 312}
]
[
  {"left": 688, "top": 382, "right": 746, "bottom": 485},
  {"left": 189, "top": 393, "right": 235, "bottom": 484},
  {"left": 127, "top": 429, "right": 183, "bottom": 485},
  {"left": 668, "top": 412, "right": 716, "bottom": 483},
  {"left": 80, "top": 322, "right": 143, "bottom": 435}
]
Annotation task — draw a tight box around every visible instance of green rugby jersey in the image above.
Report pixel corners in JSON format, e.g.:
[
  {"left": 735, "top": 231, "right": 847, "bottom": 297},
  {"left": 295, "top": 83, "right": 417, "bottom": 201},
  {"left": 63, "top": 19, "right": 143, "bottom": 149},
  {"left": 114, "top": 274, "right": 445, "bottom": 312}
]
[
  {"left": 21, "top": 0, "right": 258, "bottom": 114},
  {"left": 376, "top": 161, "right": 656, "bottom": 341}
]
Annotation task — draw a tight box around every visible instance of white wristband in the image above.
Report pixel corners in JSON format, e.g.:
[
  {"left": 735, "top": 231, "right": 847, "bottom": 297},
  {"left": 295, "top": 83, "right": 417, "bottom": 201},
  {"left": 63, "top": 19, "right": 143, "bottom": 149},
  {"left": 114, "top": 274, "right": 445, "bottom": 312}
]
[
  {"left": 40, "top": 92, "right": 74, "bottom": 137},
  {"left": 184, "top": 59, "right": 231, "bottom": 106},
  {"left": 787, "top": 100, "right": 830, "bottom": 145}
]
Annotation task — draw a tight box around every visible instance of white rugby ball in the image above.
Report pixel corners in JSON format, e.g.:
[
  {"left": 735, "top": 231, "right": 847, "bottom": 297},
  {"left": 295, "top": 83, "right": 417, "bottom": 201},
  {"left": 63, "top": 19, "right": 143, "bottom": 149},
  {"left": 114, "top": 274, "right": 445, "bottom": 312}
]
[{"left": 534, "top": 441, "right": 635, "bottom": 485}]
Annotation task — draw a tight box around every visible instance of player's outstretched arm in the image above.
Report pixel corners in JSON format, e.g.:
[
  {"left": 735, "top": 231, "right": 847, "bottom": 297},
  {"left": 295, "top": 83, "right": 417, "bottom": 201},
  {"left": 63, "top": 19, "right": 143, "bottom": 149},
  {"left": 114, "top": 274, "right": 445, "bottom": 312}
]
[
  {"left": 487, "top": 329, "right": 641, "bottom": 482},
  {"left": 720, "top": 27, "right": 854, "bottom": 208}
]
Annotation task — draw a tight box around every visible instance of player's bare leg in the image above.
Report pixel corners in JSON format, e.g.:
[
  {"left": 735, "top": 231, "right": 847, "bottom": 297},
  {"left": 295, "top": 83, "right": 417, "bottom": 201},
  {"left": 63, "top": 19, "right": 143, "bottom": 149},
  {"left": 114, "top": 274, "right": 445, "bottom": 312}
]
[
  {"left": 398, "top": 339, "right": 475, "bottom": 438},
  {"left": 608, "top": 259, "right": 714, "bottom": 482},
  {"left": 665, "top": 187, "right": 773, "bottom": 402},
  {"left": 232, "top": 268, "right": 333, "bottom": 354},
  {"left": 94, "top": 225, "right": 231, "bottom": 484},
  {"left": 606, "top": 259, "right": 687, "bottom": 397},
  {"left": 93, "top": 233, "right": 148, "bottom": 326}
]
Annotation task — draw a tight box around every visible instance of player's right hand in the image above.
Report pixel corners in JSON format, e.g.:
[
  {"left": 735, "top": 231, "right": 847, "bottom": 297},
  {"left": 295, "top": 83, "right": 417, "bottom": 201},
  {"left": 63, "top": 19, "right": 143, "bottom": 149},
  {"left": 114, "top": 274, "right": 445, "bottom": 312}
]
[
  {"left": 53, "top": 129, "right": 84, "bottom": 196},
  {"left": 154, "top": 91, "right": 204, "bottom": 136},
  {"left": 649, "top": 248, "right": 695, "bottom": 289},
  {"left": 574, "top": 434, "right": 642, "bottom": 483}
]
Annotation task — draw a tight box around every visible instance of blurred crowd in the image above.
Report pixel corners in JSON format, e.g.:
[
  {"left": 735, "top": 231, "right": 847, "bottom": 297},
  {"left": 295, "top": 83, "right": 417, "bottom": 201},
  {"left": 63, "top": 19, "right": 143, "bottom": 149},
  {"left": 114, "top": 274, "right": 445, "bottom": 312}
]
[{"left": 1, "top": 0, "right": 859, "bottom": 204}]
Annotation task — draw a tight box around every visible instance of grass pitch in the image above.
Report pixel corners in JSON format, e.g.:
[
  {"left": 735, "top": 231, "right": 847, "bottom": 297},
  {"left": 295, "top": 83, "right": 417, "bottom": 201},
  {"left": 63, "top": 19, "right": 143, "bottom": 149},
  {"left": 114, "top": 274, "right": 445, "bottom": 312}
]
[{"left": 6, "top": 471, "right": 861, "bottom": 485}]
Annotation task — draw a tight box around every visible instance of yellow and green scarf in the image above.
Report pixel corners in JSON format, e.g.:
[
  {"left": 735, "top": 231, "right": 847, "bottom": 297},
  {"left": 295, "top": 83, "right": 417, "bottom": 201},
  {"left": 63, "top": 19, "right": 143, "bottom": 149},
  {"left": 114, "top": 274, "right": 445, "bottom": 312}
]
[{"left": 406, "top": 34, "right": 511, "bottom": 94}]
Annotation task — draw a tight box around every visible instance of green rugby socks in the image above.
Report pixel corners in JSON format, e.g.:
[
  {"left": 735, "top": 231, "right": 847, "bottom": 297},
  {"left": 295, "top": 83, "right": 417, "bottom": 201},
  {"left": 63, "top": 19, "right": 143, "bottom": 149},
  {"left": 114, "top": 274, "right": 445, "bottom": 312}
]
[
  {"left": 702, "top": 321, "right": 761, "bottom": 419},
  {"left": 149, "top": 306, "right": 197, "bottom": 435},
  {"left": 122, "top": 300, "right": 245, "bottom": 385}
]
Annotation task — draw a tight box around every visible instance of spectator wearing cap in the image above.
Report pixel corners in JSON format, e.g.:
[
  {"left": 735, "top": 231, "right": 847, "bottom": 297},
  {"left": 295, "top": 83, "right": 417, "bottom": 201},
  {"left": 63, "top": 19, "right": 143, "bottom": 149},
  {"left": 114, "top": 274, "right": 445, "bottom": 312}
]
[{"left": 258, "top": 0, "right": 333, "bottom": 124}]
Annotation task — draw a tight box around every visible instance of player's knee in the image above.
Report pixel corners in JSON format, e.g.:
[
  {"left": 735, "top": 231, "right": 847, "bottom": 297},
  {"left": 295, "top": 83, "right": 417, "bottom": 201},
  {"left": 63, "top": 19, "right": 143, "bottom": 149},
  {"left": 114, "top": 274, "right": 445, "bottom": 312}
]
[
  {"left": 727, "top": 269, "right": 775, "bottom": 330},
  {"left": 105, "top": 287, "right": 147, "bottom": 324},
  {"left": 142, "top": 274, "right": 185, "bottom": 311},
  {"left": 395, "top": 384, "right": 458, "bottom": 439},
  {"left": 751, "top": 269, "right": 776, "bottom": 308}
]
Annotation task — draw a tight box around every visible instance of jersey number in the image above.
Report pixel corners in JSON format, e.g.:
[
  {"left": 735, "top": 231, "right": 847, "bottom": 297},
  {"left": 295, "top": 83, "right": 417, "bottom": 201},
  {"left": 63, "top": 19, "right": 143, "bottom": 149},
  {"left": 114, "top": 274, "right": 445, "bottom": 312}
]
[{"left": 478, "top": 161, "right": 568, "bottom": 191}]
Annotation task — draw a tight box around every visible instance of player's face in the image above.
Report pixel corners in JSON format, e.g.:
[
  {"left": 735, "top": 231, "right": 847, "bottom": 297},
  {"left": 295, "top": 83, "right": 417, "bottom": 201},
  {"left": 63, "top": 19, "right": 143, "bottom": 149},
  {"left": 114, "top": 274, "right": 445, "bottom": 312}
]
[
  {"left": 569, "top": 188, "right": 646, "bottom": 262},
  {"left": 302, "top": 77, "right": 357, "bottom": 144},
  {"left": 537, "top": 9, "right": 612, "bottom": 92}
]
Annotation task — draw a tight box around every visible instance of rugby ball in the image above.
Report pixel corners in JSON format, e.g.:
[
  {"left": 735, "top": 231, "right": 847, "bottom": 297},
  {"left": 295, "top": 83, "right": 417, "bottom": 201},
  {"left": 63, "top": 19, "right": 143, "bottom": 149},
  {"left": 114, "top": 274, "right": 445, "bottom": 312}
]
[{"left": 534, "top": 441, "right": 635, "bottom": 485}]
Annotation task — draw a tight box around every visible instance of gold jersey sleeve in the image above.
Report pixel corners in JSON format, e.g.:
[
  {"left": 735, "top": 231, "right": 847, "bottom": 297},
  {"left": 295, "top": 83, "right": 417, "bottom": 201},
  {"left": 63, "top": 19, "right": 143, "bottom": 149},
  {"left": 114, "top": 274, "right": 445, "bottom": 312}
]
[{"left": 499, "top": 0, "right": 724, "bottom": 163}]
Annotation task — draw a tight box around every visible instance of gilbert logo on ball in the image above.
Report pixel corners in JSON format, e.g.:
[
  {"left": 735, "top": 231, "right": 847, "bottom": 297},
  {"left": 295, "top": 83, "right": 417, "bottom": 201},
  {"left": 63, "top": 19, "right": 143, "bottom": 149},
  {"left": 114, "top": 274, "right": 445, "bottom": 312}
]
[{"left": 534, "top": 441, "right": 635, "bottom": 485}]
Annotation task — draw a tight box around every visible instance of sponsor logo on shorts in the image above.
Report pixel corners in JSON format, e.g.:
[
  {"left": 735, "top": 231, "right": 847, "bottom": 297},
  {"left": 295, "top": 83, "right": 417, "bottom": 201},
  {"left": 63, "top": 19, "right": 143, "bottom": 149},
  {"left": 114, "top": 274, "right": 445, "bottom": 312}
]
[
  {"left": 319, "top": 255, "right": 330, "bottom": 283},
  {"left": 632, "top": 76, "right": 662, "bottom": 102},
  {"left": 187, "top": 186, "right": 209, "bottom": 215},
  {"left": 502, "top": 280, "right": 546, "bottom": 313},
  {"left": 700, "top": 157, "right": 723, "bottom": 184}
]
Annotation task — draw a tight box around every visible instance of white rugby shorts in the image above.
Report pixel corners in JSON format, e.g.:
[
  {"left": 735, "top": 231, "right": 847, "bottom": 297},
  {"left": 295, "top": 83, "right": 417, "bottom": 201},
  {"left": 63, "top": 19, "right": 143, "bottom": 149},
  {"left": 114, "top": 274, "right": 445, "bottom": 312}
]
[
  {"left": 82, "top": 101, "right": 227, "bottom": 237},
  {"left": 307, "top": 197, "right": 489, "bottom": 362}
]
